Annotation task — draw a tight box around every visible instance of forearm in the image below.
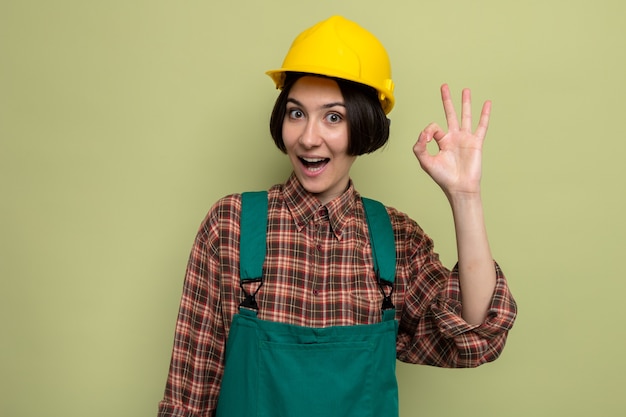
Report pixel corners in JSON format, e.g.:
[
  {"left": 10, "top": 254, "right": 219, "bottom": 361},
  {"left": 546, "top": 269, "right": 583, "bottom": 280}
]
[{"left": 448, "top": 192, "right": 496, "bottom": 325}]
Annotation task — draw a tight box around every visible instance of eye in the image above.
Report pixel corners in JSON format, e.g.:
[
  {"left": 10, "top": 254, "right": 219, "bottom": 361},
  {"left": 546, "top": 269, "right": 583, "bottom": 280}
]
[
  {"left": 325, "top": 112, "right": 343, "bottom": 124},
  {"left": 288, "top": 109, "right": 305, "bottom": 119}
]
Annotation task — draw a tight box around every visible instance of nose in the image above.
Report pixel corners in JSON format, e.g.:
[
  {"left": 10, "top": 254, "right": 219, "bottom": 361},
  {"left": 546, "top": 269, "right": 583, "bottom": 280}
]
[{"left": 298, "top": 119, "right": 322, "bottom": 148}]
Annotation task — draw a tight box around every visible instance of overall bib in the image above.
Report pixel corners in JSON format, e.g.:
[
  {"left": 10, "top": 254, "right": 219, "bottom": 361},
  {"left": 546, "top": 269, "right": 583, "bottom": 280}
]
[{"left": 216, "top": 192, "right": 399, "bottom": 417}]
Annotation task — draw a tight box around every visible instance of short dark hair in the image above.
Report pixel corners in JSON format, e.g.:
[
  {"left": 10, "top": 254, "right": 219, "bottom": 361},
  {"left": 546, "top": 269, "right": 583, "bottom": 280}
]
[{"left": 269, "top": 72, "right": 390, "bottom": 156}]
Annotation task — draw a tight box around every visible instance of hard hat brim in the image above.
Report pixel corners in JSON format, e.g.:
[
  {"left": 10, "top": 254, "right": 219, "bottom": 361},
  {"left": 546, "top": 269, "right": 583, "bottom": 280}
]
[{"left": 265, "top": 68, "right": 394, "bottom": 114}]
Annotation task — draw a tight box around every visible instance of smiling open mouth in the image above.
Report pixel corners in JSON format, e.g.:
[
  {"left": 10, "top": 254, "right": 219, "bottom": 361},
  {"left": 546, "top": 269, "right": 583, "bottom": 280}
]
[{"left": 299, "top": 157, "right": 330, "bottom": 171}]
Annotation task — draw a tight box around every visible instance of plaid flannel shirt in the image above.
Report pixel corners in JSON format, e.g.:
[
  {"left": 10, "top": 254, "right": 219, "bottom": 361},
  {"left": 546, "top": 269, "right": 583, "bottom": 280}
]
[{"left": 158, "top": 174, "right": 517, "bottom": 417}]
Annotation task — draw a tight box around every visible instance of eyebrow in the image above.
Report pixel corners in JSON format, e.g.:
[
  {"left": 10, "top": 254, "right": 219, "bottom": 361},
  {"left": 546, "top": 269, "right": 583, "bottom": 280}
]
[{"left": 286, "top": 98, "right": 346, "bottom": 109}]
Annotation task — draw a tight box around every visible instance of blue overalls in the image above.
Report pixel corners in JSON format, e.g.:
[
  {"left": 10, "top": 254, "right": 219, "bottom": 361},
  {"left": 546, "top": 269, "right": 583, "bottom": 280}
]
[{"left": 216, "top": 192, "right": 399, "bottom": 417}]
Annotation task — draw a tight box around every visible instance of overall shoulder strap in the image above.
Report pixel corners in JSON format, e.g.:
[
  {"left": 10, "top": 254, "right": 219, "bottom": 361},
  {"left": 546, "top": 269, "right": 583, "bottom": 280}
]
[
  {"left": 240, "top": 192, "right": 396, "bottom": 283},
  {"left": 240, "top": 192, "right": 396, "bottom": 318},
  {"left": 240, "top": 191, "right": 268, "bottom": 281},
  {"left": 361, "top": 197, "right": 396, "bottom": 284}
]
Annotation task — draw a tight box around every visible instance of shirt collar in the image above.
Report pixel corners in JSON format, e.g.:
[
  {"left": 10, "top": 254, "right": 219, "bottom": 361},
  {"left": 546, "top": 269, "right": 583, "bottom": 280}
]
[{"left": 282, "top": 173, "right": 357, "bottom": 240}]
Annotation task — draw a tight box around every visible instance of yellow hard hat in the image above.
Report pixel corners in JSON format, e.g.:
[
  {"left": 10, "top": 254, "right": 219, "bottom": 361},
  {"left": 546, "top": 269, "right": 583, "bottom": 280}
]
[{"left": 266, "top": 16, "right": 395, "bottom": 114}]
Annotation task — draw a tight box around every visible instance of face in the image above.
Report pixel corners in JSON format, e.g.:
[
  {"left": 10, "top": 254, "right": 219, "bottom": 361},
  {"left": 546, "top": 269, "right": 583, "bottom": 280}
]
[{"left": 282, "top": 76, "right": 356, "bottom": 205}]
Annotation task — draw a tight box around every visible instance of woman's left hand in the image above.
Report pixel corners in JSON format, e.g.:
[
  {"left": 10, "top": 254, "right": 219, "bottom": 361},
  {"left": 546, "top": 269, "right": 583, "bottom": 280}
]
[{"left": 413, "top": 84, "right": 491, "bottom": 199}]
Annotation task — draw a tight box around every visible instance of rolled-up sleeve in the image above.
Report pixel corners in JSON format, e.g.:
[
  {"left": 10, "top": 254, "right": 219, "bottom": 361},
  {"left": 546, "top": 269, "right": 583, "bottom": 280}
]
[
  {"left": 394, "top": 211, "right": 517, "bottom": 368},
  {"left": 429, "top": 262, "right": 517, "bottom": 367}
]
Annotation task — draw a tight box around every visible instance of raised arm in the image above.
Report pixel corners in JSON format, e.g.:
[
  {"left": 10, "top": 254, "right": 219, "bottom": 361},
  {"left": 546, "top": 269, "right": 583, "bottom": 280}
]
[{"left": 412, "top": 84, "right": 496, "bottom": 325}]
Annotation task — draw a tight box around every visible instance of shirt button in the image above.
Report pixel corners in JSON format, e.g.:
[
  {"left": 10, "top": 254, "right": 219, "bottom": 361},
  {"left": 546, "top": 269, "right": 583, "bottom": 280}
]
[
  {"left": 313, "top": 289, "right": 319, "bottom": 296},
  {"left": 316, "top": 244, "right": 322, "bottom": 251}
]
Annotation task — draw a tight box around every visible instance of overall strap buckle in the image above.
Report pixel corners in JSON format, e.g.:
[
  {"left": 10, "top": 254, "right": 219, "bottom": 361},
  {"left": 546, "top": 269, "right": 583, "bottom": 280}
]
[
  {"left": 378, "top": 278, "right": 395, "bottom": 311},
  {"left": 239, "top": 279, "right": 263, "bottom": 311}
]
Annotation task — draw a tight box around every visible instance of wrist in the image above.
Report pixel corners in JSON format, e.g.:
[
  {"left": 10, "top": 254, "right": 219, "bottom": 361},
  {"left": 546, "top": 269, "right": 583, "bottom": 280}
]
[{"left": 446, "top": 189, "right": 482, "bottom": 207}]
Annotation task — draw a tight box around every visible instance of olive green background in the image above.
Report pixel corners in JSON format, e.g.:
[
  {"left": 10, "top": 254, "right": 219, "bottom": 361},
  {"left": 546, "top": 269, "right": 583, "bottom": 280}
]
[{"left": 1, "top": 0, "right": 624, "bottom": 416}]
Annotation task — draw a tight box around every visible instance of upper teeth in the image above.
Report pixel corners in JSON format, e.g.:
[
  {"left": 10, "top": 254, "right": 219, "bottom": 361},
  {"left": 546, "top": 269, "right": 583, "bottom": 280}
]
[{"left": 302, "top": 158, "right": 325, "bottom": 162}]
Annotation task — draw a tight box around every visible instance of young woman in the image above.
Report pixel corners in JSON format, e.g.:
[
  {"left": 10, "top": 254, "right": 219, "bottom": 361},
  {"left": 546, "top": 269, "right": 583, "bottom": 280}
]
[{"left": 158, "top": 15, "right": 517, "bottom": 417}]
